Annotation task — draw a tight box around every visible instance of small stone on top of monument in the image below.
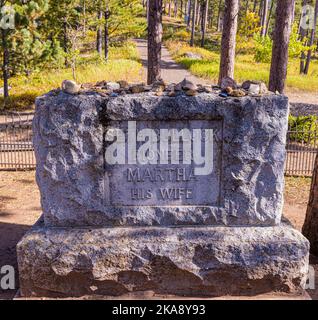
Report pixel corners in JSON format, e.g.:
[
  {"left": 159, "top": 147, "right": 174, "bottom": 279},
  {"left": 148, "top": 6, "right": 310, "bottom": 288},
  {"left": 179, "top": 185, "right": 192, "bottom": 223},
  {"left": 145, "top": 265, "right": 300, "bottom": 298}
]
[
  {"left": 242, "top": 80, "right": 268, "bottom": 95},
  {"left": 166, "top": 83, "right": 176, "bottom": 92},
  {"left": 185, "top": 89, "right": 197, "bottom": 96},
  {"left": 180, "top": 78, "right": 197, "bottom": 91},
  {"left": 61, "top": 80, "right": 81, "bottom": 94},
  {"left": 106, "top": 82, "right": 120, "bottom": 91},
  {"left": 117, "top": 80, "right": 129, "bottom": 89},
  {"left": 130, "top": 84, "right": 145, "bottom": 94},
  {"left": 220, "top": 76, "right": 237, "bottom": 90},
  {"left": 230, "top": 89, "right": 247, "bottom": 97}
]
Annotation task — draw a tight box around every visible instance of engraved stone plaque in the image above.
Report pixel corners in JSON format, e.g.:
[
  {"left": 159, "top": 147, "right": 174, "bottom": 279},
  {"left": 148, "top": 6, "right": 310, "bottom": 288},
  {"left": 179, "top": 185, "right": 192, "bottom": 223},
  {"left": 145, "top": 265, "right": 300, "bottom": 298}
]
[
  {"left": 34, "top": 92, "right": 289, "bottom": 227},
  {"left": 104, "top": 120, "right": 223, "bottom": 206}
]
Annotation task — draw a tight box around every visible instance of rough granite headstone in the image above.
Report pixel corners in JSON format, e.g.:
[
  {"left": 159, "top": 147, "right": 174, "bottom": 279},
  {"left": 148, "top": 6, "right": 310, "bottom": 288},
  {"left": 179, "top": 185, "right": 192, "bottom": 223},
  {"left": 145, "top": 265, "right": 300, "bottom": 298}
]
[{"left": 17, "top": 90, "right": 310, "bottom": 298}]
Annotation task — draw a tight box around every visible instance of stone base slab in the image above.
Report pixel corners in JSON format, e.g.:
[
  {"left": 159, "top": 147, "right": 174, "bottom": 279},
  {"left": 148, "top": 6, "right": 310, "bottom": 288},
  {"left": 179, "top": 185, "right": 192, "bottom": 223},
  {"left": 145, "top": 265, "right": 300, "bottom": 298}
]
[{"left": 17, "top": 219, "right": 310, "bottom": 298}]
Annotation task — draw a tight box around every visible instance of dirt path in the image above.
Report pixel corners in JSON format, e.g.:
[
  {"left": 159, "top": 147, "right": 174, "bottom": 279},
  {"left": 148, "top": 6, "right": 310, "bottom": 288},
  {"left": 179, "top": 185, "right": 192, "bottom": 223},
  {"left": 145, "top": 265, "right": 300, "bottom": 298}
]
[
  {"left": 135, "top": 39, "right": 317, "bottom": 106},
  {"left": 285, "top": 91, "right": 318, "bottom": 105},
  {"left": 0, "top": 171, "right": 41, "bottom": 299},
  {"left": 135, "top": 39, "right": 210, "bottom": 85}
]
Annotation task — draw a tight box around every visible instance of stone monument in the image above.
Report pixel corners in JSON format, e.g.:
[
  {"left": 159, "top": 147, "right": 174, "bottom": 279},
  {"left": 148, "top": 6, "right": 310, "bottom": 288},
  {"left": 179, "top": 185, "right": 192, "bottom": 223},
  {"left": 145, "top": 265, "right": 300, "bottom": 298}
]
[{"left": 17, "top": 87, "right": 310, "bottom": 298}]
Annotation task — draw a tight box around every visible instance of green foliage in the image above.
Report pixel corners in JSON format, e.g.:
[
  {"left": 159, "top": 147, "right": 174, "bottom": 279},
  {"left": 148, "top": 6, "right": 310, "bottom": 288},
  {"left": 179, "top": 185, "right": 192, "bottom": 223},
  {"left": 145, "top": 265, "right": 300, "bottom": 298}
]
[
  {"left": 254, "top": 24, "right": 317, "bottom": 63},
  {"left": 165, "top": 39, "right": 318, "bottom": 92},
  {"left": 289, "top": 24, "right": 316, "bottom": 59},
  {"left": 174, "top": 30, "right": 191, "bottom": 42},
  {"left": 0, "top": 43, "right": 143, "bottom": 111},
  {"left": 8, "top": 0, "right": 64, "bottom": 77},
  {"left": 238, "top": 11, "right": 262, "bottom": 39},
  {"left": 236, "top": 11, "right": 261, "bottom": 55},
  {"left": 254, "top": 34, "right": 272, "bottom": 63},
  {"left": 288, "top": 115, "right": 318, "bottom": 143},
  {"left": 92, "top": 0, "right": 145, "bottom": 42},
  {"left": 108, "top": 41, "right": 140, "bottom": 61}
]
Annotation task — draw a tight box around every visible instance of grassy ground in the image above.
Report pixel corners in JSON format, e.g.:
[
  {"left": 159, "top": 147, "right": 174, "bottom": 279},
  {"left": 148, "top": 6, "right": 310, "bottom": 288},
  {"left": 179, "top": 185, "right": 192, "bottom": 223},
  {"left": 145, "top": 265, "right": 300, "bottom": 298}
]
[
  {"left": 0, "top": 41, "right": 143, "bottom": 111},
  {"left": 165, "top": 40, "right": 318, "bottom": 92},
  {"left": 162, "top": 16, "right": 318, "bottom": 92}
]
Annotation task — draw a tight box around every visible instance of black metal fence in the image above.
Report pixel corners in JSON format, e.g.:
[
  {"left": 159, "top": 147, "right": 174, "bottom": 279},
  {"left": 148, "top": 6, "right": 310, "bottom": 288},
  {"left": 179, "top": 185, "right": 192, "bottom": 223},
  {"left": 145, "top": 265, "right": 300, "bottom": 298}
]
[
  {"left": 285, "top": 125, "right": 318, "bottom": 177},
  {"left": 0, "top": 112, "right": 35, "bottom": 170},
  {"left": 0, "top": 111, "right": 317, "bottom": 176}
]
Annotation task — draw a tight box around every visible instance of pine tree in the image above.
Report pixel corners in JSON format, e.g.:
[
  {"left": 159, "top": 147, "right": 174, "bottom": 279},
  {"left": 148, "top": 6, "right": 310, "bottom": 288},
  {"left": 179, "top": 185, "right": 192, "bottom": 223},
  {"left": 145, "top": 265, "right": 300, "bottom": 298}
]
[
  {"left": 10, "top": 0, "right": 64, "bottom": 77},
  {"left": 0, "top": 0, "right": 13, "bottom": 99},
  {"left": 218, "top": 0, "right": 239, "bottom": 83},
  {"left": 304, "top": 0, "right": 318, "bottom": 74},
  {"left": 190, "top": 0, "right": 197, "bottom": 46},
  {"left": 148, "top": 0, "right": 163, "bottom": 84},
  {"left": 201, "top": 0, "right": 209, "bottom": 47},
  {"left": 96, "top": 0, "right": 144, "bottom": 61},
  {"left": 269, "top": 0, "right": 295, "bottom": 93},
  {"left": 43, "top": 0, "right": 80, "bottom": 67}
]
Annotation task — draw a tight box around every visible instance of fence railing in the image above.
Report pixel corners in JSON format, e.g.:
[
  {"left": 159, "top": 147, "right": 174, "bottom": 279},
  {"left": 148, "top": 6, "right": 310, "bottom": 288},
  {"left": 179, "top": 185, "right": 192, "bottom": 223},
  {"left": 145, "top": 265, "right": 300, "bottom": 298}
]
[
  {"left": 0, "top": 112, "right": 35, "bottom": 170},
  {"left": 0, "top": 112, "right": 317, "bottom": 176},
  {"left": 285, "top": 127, "right": 318, "bottom": 177}
]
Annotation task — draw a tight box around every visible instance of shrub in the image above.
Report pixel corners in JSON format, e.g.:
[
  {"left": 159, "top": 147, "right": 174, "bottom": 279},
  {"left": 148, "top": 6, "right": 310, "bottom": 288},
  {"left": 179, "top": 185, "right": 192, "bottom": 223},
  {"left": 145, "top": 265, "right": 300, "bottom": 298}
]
[
  {"left": 254, "top": 24, "right": 316, "bottom": 63},
  {"left": 174, "top": 30, "right": 190, "bottom": 42},
  {"left": 288, "top": 115, "right": 318, "bottom": 143},
  {"left": 238, "top": 11, "right": 261, "bottom": 39},
  {"left": 289, "top": 24, "right": 316, "bottom": 59},
  {"left": 254, "top": 34, "right": 272, "bottom": 63}
]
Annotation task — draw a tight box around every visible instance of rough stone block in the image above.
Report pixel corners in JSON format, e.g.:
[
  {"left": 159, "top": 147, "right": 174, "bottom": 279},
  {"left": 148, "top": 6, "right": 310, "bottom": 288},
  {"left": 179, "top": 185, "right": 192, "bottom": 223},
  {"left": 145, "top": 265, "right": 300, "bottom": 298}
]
[
  {"left": 34, "top": 92, "right": 289, "bottom": 227},
  {"left": 17, "top": 219, "right": 309, "bottom": 298}
]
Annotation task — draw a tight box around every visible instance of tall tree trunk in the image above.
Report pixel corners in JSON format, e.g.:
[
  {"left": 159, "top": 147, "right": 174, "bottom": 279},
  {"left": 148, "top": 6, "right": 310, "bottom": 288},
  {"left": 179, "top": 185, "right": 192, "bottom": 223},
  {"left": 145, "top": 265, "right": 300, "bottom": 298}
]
[
  {"left": 209, "top": 0, "right": 214, "bottom": 29},
  {"left": 83, "top": 0, "right": 86, "bottom": 35},
  {"left": 190, "top": 0, "right": 197, "bottom": 46},
  {"left": 299, "top": 0, "right": 308, "bottom": 74},
  {"left": 304, "top": 0, "right": 318, "bottom": 74},
  {"left": 174, "top": 0, "right": 178, "bottom": 17},
  {"left": 260, "top": 0, "right": 269, "bottom": 36},
  {"left": 104, "top": 6, "right": 110, "bottom": 61},
  {"left": 216, "top": 0, "right": 222, "bottom": 31},
  {"left": 195, "top": 0, "right": 200, "bottom": 25},
  {"left": 302, "top": 153, "right": 318, "bottom": 255},
  {"left": 187, "top": 0, "right": 192, "bottom": 28},
  {"left": 269, "top": 0, "right": 294, "bottom": 94},
  {"left": 201, "top": 0, "right": 209, "bottom": 47},
  {"left": 63, "top": 18, "right": 69, "bottom": 67},
  {"left": 1, "top": 29, "right": 9, "bottom": 100},
  {"left": 148, "top": 0, "right": 163, "bottom": 84},
  {"left": 168, "top": 0, "right": 172, "bottom": 16},
  {"left": 96, "top": 8, "right": 103, "bottom": 55},
  {"left": 180, "top": 0, "right": 184, "bottom": 17},
  {"left": 253, "top": 0, "right": 258, "bottom": 12},
  {"left": 264, "top": 0, "right": 274, "bottom": 36},
  {"left": 258, "top": 0, "right": 263, "bottom": 25},
  {"left": 218, "top": 0, "right": 239, "bottom": 84},
  {"left": 291, "top": 0, "right": 296, "bottom": 24},
  {"left": 245, "top": 0, "right": 250, "bottom": 14}
]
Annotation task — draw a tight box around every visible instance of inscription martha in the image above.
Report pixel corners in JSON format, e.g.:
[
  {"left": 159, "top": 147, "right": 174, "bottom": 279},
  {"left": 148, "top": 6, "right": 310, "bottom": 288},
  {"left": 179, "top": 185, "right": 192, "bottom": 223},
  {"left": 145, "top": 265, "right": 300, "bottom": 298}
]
[{"left": 104, "top": 120, "right": 223, "bottom": 206}]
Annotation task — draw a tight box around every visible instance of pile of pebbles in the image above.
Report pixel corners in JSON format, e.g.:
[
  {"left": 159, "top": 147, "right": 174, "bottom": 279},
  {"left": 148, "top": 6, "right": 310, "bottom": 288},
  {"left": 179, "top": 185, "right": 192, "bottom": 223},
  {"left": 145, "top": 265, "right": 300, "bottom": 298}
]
[{"left": 60, "top": 76, "right": 269, "bottom": 98}]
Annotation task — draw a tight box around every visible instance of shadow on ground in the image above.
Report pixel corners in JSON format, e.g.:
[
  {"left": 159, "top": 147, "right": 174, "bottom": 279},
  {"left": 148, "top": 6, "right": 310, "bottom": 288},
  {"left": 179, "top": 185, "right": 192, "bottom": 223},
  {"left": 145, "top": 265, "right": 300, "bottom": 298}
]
[{"left": 0, "top": 222, "right": 31, "bottom": 299}]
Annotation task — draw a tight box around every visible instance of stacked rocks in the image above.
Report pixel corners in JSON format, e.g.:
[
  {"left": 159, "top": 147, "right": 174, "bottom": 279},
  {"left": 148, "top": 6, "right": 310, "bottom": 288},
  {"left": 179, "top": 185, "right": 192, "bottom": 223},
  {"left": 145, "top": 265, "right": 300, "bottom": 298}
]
[
  {"left": 219, "top": 77, "right": 268, "bottom": 98},
  {"left": 61, "top": 77, "right": 269, "bottom": 99}
]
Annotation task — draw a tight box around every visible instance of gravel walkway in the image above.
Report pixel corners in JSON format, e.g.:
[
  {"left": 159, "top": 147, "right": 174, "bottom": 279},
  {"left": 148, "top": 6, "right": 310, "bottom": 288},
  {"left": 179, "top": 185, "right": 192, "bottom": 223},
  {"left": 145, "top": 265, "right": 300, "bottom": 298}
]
[{"left": 135, "top": 38, "right": 210, "bottom": 85}]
